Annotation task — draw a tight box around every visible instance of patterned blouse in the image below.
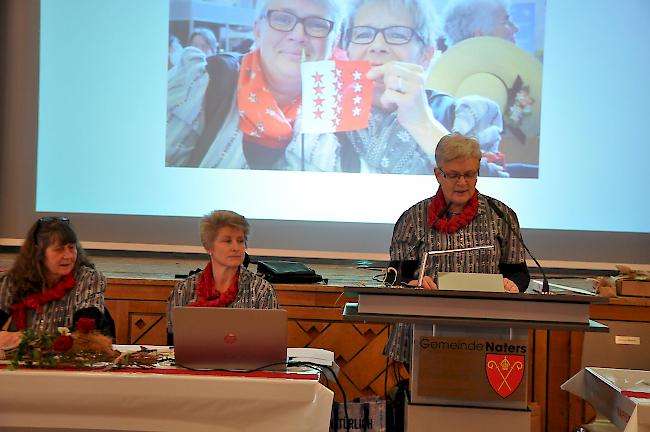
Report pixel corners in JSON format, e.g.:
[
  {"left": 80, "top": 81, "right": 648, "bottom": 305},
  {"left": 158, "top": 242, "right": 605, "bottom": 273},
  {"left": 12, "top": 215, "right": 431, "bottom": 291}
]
[
  {"left": 166, "top": 265, "right": 279, "bottom": 333},
  {"left": 386, "top": 193, "right": 528, "bottom": 363},
  {"left": 0, "top": 266, "right": 106, "bottom": 333}
]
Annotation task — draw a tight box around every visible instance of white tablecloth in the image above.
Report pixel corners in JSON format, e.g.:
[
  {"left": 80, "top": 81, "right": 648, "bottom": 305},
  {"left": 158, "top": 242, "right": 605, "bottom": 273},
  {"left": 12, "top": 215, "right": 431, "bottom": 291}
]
[{"left": 0, "top": 367, "right": 333, "bottom": 431}]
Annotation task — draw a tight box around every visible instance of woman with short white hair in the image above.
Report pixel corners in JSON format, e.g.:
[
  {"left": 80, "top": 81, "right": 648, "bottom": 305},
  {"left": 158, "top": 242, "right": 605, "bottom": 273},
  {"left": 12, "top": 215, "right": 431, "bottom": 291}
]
[
  {"left": 340, "top": 0, "right": 508, "bottom": 176},
  {"left": 166, "top": 0, "right": 348, "bottom": 170},
  {"left": 386, "top": 133, "right": 529, "bottom": 363},
  {"left": 443, "top": 0, "right": 519, "bottom": 45}
]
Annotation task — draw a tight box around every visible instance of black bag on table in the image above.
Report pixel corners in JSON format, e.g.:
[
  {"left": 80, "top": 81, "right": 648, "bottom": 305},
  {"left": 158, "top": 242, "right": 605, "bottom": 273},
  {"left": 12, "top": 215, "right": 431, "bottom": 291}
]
[{"left": 256, "top": 260, "right": 323, "bottom": 284}]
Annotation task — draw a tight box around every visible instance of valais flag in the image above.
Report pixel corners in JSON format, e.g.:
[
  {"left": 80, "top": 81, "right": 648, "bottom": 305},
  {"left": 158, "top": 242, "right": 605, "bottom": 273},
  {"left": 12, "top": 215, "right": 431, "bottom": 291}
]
[{"left": 301, "top": 60, "right": 374, "bottom": 133}]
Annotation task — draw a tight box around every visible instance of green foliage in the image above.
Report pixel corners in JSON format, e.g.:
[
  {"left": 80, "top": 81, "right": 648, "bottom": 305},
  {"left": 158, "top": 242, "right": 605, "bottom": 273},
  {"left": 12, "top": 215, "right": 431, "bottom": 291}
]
[{"left": 9, "top": 328, "right": 112, "bottom": 370}]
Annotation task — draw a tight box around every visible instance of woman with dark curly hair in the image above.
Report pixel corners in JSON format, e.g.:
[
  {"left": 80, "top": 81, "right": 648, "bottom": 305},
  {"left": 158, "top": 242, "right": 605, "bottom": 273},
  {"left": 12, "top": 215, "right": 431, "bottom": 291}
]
[{"left": 0, "top": 217, "right": 112, "bottom": 336}]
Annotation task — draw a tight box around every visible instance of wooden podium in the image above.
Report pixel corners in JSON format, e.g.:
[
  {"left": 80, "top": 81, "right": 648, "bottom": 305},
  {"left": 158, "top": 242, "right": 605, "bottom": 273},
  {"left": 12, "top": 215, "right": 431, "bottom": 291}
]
[{"left": 343, "top": 287, "right": 607, "bottom": 432}]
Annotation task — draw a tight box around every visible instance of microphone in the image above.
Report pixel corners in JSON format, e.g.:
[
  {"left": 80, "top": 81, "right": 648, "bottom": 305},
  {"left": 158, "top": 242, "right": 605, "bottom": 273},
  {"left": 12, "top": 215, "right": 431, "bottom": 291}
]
[
  {"left": 485, "top": 196, "right": 550, "bottom": 294},
  {"left": 386, "top": 202, "right": 451, "bottom": 285}
]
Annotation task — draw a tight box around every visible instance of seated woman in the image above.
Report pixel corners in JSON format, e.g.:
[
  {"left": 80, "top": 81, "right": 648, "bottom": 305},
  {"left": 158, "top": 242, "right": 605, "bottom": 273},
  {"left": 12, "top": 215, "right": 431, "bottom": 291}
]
[
  {"left": 166, "top": 0, "right": 348, "bottom": 170},
  {"left": 0, "top": 217, "right": 111, "bottom": 335},
  {"left": 166, "top": 211, "right": 279, "bottom": 343},
  {"left": 340, "top": 0, "right": 507, "bottom": 176},
  {"left": 386, "top": 133, "right": 529, "bottom": 363}
]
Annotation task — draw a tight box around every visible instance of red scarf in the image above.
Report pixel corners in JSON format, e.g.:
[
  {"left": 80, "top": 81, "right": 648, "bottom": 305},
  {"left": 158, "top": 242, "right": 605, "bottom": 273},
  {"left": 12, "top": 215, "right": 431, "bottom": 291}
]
[
  {"left": 427, "top": 187, "right": 479, "bottom": 233},
  {"left": 188, "top": 262, "right": 240, "bottom": 308},
  {"left": 10, "top": 272, "right": 76, "bottom": 330},
  {"left": 237, "top": 49, "right": 300, "bottom": 149}
]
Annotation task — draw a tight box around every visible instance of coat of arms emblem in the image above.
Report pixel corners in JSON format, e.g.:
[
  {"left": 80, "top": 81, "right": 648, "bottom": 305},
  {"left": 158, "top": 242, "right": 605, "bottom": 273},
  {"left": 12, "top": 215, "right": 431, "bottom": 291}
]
[{"left": 485, "top": 354, "right": 525, "bottom": 398}]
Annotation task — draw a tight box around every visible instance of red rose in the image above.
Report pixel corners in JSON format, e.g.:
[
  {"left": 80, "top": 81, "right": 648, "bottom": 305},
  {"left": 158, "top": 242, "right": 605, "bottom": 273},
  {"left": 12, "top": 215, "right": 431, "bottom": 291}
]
[
  {"left": 75, "top": 318, "right": 96, "bottom": 334},
  {"left": 52, "top": 335, "right": 73, "bottom": 352}
]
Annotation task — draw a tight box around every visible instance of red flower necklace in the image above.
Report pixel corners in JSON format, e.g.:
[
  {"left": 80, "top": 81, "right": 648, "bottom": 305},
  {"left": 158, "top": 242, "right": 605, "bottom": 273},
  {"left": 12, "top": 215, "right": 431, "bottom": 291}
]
[
  {"left": 10, "top": 272, "right": 76, "bottom": 330},
  {"left": 427, "top": 187, "right": 479, "bottom": 233},
  {"left": 188, "top": 261, "right": 240, "bottom": 308}
]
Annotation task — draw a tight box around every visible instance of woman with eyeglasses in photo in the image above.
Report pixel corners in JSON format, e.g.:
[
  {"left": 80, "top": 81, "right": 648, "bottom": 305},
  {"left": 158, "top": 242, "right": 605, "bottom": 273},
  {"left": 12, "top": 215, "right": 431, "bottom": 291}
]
[
  {"left": 339, "top": 0, "right": 507, "bottom": 176},
  {"left": 166, "top": 0, "right": 347, "bottom": 170},
  {"left": 386, "top": 133, "right": 529, "bottom": 364},
  {"left": 0, "top": 217, "right": 112, "bottom": 336}
]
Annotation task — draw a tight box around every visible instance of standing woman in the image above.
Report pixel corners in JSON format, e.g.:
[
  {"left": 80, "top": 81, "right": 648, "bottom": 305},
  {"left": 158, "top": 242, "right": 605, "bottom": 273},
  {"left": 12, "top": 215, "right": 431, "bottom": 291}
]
[
  {"left": 386, "top": 133, "right": 529, "bottom": 363},
  {"left": 0, "top": 217, "right": 110, "bottom": 335},
  {"left": 166, "top": 211, "right": 278, "bottom": 343}
]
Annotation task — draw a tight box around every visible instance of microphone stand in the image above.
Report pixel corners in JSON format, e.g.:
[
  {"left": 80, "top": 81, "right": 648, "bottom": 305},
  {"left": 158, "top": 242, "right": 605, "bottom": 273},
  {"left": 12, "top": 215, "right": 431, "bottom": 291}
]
[{"left": 485, "top": 196, "right": 550, "bottom": 294}]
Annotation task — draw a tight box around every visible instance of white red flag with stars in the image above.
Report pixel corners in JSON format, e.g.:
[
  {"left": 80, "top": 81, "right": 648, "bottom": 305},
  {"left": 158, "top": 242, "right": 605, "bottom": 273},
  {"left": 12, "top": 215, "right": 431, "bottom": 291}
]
[{"left": 301, "top": 60, "right": 373, "bottom": 133}]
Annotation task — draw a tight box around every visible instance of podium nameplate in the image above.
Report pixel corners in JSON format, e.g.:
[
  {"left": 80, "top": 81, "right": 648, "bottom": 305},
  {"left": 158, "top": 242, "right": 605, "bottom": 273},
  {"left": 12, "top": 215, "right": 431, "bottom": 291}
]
[{"left": 412, "top": 331, "right": 528, "bottom": 409}]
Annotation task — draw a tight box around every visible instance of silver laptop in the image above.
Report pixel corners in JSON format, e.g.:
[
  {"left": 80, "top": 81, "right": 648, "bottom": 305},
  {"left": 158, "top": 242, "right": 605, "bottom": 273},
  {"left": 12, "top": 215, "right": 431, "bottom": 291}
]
[
  {"left": 172, "top": 307, "right": 288, "bottom": 371},
  {"left": 582, "top": 320, "right": 650, "bottom": 370}
]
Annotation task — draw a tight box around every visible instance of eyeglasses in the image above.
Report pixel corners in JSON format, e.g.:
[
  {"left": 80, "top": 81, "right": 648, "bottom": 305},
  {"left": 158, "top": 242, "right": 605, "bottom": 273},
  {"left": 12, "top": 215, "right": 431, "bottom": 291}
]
[
  {"left": 438, "top": 168, "right": 479, "bottom": 182},
  {"left": 347, "top": 26, "right": 422, "bottom": 46},
  {"left": 265, "top": 10, "right": 334, "bottom": 38},
  {"left": 33, "top": 216, "right": 70, "bottom": 242}
]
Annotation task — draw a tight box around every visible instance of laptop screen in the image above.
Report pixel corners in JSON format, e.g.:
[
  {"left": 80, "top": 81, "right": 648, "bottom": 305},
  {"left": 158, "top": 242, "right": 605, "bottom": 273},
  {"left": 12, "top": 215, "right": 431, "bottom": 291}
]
[{"left": 172, "top": 307, "right": 288, "bottom": 371}]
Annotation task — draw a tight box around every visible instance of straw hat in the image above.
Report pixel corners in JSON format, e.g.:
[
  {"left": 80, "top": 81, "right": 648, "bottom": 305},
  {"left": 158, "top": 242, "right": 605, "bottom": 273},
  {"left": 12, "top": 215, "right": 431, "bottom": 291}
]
[{"left": 428, "top": 36, "right": 543, "bottom": 151}]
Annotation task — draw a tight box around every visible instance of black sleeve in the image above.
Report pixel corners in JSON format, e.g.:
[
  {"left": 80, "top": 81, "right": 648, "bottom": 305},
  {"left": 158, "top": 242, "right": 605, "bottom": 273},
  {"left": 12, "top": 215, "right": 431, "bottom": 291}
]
[
  {"left": 337, "top": 132, "right": 361, "bottom": 173},
  {"left": 499, "top": 263, "right": 530, "bottom": 292},
  {"left": 187, "top": 53, "right": 241, "bottom": 166},
  {"left": 167, "top": 332, "right": 174, "bottom": 346},
  {"left": 242, "top": 140, "right": 285, "bottom": 169},
  {"left": 73, "top": 307, "right": 116, "bottom": 339},
  {"left": 0, "top": 310, "right": 9, "bottom": 330},
  {"left": 388, "top": 259, "right": 420, "bottom": 285}
]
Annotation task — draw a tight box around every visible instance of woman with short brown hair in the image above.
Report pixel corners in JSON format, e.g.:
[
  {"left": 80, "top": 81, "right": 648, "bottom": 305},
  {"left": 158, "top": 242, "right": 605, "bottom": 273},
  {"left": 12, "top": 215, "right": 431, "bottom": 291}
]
[{"left": 166, "top": 210, "right": 278, "bottom": 343}]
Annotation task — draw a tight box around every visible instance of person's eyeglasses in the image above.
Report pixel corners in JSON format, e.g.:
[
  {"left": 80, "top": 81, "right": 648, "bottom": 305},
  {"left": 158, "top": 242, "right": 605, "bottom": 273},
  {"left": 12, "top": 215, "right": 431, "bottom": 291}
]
[
  {"left": 265, "top": 10, "right": 334, "bottom": 38},
  {"left": 347, "top": 26, "right": 422, "bottom": 46},
  {"left": 438, "top": 168, "right": 479, "bottom": 182},
  {"left": 33, "top": 216, "right": 70, "bottom": 242}
]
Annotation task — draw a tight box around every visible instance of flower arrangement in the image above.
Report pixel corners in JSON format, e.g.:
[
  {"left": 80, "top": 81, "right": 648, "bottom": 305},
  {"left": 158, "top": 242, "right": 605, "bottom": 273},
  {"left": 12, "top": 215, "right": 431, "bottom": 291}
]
[
  {"left": 506, "top": 87, "right": 533, "bottom": 128},
  {"left": 2, "top": 318, "right": 167, "bottom": 370},
  {"left": 6, "top": 318, "right": 118, "bottom": 369},
  {"left": 505, "top": 75, "right": 535, "bottom": 144}
]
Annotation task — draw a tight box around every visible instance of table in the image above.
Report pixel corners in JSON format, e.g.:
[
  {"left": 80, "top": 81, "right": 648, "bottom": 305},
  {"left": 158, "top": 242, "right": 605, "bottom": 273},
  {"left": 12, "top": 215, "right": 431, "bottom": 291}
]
[{"left": 0, "top": 365, "right": 333, "bottom": 431}]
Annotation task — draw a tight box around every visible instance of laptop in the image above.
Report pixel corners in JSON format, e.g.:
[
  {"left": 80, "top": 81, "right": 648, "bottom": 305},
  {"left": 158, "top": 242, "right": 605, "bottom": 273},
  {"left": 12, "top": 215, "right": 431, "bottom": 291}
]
[{"left": 172, "top": 307, "right": 288, "bottom": 371}]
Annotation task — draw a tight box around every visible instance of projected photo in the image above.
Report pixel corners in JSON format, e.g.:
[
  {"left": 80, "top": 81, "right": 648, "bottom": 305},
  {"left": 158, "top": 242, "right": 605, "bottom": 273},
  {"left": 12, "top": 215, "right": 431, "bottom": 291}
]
[{"left": 166, "top": 0, "right": 545, "bottom": 178}]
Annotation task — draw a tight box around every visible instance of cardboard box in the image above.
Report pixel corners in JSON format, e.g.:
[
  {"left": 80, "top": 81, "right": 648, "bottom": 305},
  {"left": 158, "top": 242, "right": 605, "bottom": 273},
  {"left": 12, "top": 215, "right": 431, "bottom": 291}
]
[
  {"left": 616, "top": 279, "right": 650, "bottom": 297},
  {"left": 406, "top": 404, "right": 531, "bottom": 432},
  {"left": 562, "top": 367, "right": 650, "bottom": 431}
]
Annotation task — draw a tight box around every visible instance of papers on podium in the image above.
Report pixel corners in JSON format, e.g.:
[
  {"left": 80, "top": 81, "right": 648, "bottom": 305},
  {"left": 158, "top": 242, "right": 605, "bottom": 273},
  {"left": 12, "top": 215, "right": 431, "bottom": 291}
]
[
  {"left": 417, "top": 245, "right": 494, "bottom": 287},
  {"left": 438, "top": 272, "right": 503, "bottom": 292}
]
